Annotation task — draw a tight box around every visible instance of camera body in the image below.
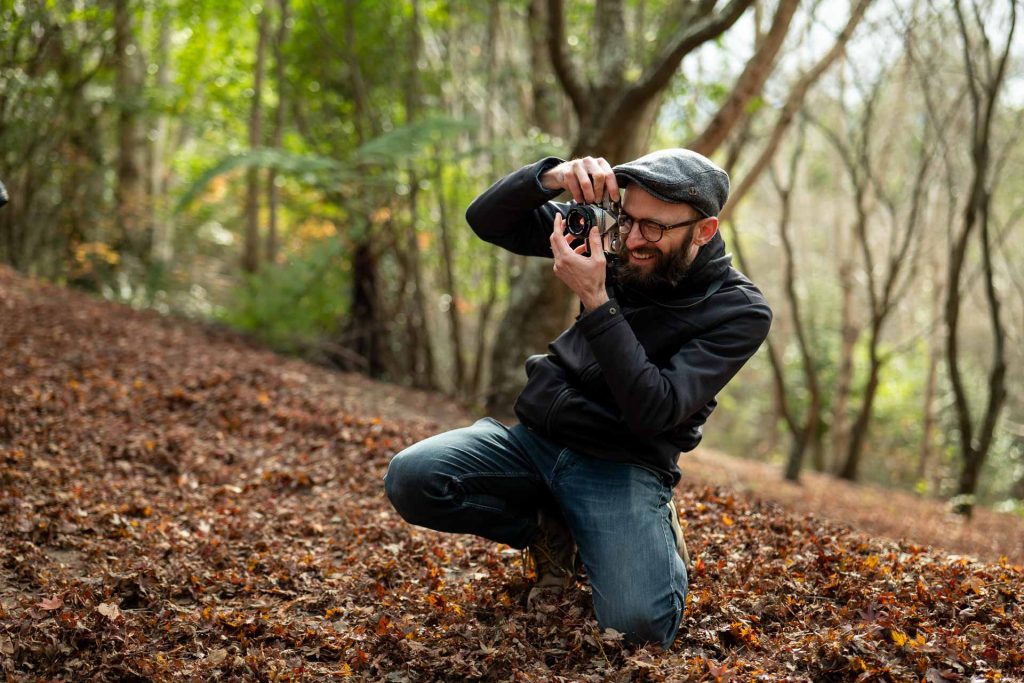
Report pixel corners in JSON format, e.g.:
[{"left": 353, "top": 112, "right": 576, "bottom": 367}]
[{"left": 565, "top": 199, "right": 624, "bottom": 256}]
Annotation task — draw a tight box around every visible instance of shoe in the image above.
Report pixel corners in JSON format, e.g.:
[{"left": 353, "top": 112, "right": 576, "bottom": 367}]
[
  {"left": 667, "top": 498, "right": 692, "bottom": 569},
  {"left": 525, "top": 508, "right": 577, "bottom": 607}
]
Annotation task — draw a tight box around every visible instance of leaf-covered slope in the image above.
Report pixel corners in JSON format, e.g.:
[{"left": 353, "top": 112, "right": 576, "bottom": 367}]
[{"left": 1, "top": 267, "right": 1021, "bottom": 682}]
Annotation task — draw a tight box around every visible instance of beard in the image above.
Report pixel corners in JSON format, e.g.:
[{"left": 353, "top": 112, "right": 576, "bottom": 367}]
[{"left": 616, "top": 229, "right": 696, "bottom": 291}]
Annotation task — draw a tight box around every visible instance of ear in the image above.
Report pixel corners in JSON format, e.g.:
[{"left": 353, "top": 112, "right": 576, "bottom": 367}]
[{"left": 694, "top": 217, "right": 719, "bottom": 246}]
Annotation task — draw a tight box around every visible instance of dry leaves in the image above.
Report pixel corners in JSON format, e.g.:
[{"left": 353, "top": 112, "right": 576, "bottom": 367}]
[{"left": 1, "top": 266, "right": 1022, "bottom": 681}]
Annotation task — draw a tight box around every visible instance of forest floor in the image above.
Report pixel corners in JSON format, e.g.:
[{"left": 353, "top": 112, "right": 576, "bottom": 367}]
[{"left": 1, "top": 264, "right": 1021, "bottom": 682}]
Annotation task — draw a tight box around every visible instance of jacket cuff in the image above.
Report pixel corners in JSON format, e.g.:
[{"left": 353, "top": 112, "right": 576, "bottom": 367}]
[
  {"left": 576, "top": 297, "right": 626, "bottom": 339},
  {"left": 531, "top": 156, "right": 566, "bottom": 197}
]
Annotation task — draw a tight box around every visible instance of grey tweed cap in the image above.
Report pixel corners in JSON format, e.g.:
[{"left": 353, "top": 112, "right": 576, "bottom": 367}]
[{"left": 613, "top": 148, "right": 730, "bottom": 217}]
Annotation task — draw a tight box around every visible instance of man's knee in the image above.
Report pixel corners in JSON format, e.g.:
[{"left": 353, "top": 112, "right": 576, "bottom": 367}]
[
  {"left": 598, "top": 593, "right": 684, "bottom": 649},
  {"left": 384, "top": 447, "right": 444, "bottom": 525}
]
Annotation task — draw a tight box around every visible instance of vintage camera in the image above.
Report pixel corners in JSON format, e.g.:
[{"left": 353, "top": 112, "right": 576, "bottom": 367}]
[{"left": 565, "top": 198, "right": 624, "bottom": 256}]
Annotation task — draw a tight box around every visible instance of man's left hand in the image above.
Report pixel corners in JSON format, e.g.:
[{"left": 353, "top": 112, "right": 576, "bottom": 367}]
[{"left": 549, "top": 214, "right": 610, "bottom": 312}]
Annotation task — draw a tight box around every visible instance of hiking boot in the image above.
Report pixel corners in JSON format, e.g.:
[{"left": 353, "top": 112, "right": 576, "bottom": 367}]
[
  {"left": 525, "top": 509, "right": 577, "bottom": 608},
  {"left": 667, "top": 498, "right": 692, "bottom": 569}
]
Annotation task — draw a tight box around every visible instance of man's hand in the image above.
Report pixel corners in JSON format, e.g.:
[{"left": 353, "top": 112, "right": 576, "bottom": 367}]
[
  {"left": 541, "top": 157, "right": 620, "bottom": 205},
  {"left": 550, "top": 214, "right": 610, "bottom": 312}
]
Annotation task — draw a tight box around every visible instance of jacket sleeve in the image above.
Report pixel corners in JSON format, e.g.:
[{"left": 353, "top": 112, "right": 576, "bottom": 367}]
[
  {"left": 575, "top": 296, "right": 773, "bottom": 438},
  {"left": 465, "top": 156, "right": 567, "bottom": 257}
]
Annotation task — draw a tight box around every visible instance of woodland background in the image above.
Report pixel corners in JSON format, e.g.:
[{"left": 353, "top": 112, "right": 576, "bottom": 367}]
[{"left": 2, "top": 0, "right": 1023, "bottom": 518}]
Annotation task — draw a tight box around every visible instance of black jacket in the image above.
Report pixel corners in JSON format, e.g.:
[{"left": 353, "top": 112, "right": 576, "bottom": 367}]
[{"left": 466, "top": 157, "right": 772, "bottom": 484}]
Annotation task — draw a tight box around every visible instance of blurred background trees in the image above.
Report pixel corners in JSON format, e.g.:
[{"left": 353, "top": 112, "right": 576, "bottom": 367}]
[{"left": 1, "top": 0, "right": 1022, "bottom": 517}]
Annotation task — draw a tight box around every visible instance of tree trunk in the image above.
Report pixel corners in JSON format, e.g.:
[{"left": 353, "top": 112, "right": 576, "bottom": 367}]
[
  {"left": 267, "top": 0, "right": 289, "bottom": 266},
  {"left": 946, "top": 0, "right": 1014, "bottom": 518},
  {"left": 114, "top": 0, "right": 147, "bottom": 259},
  {"left": 436, "top": 159, "right": 466, "bottom": 395},
  {"left": 838, "top": 340, "right": 882, "bottom": 481},
  {"left": 149, "top": 9, "right": 173, "bottom": 265},
  {"left": 917, "top": 255, "right": 944, "bottom": 484},
  {"left": 829, "top": 254, "right": 857, "bottom": 470},
  {"left": 243, "top": 7, "right": 269, "bottom": 274},
  {"left": 471, "top": 251, "right": 502, "bottom": 405},
  {"left": 527, "top": 0, "right": 565, "bottom": 139},
  {"left": 769, "top": 138, "right": 822, "bottom": 484},
  {"left": 404, "top": 0, "right": 436, "bottom": 389},
  {"left": 337, "top": 0, "right": 386, "bottom": 379},
  {"left": 349, "top": 241, "right": 384, "bottom": 376}
]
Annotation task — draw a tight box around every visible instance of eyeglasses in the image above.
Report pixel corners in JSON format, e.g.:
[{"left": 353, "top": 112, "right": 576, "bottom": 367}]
[{"left": 618, "top": 211, "right": 704, "bottom": 243}]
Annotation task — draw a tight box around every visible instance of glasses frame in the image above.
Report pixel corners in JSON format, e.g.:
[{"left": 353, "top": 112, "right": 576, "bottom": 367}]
[{"left": 618, "top": 210, "right": 704, "bottom": 243}]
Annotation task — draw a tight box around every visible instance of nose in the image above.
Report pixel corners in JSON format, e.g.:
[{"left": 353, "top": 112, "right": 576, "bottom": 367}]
[{"left": 623, "top": 223, "right": 648, "bottom": 251}]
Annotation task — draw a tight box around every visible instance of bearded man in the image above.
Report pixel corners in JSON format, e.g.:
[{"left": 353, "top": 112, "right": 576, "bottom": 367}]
[{"left": 384, "top": 150, "right": 772, "bottom": 648}]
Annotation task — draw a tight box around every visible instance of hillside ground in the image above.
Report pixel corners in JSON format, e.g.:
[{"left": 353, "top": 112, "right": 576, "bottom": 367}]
[{"left": 1, "top": 265, "right": 1021, "bottom": 681}]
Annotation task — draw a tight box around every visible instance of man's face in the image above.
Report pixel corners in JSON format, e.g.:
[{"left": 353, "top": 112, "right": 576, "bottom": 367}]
[{"left": 616, "top": 187, "right": 710, "bottom": 290}]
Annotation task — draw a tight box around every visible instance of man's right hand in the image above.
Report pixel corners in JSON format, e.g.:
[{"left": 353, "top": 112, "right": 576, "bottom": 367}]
[{"left": 541, "top": 157, "right": 620, "bottom": 205}]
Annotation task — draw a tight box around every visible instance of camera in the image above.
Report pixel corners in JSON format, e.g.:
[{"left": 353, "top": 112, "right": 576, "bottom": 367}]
[{"left": 565, "top": 198, "right": 625, "bottom": 256}]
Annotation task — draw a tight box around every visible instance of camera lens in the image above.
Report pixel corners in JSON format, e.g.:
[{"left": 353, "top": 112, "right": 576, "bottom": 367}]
[{"left": 565, "top": 206, "right": 594, "bottom": 237}]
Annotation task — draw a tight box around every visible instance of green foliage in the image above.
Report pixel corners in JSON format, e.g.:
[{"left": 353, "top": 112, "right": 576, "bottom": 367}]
[
  {"left": 175, "top": 116, "right": 476, "bottom": 213},
  {"left": 174, "top": 148, "right": 360, "bottom": 212},
  {"left": 218, "top": 235, "right": 350, "bottom": 352}
]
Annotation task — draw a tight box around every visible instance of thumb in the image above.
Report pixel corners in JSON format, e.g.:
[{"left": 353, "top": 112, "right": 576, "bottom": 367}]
[{"left": 589, "top": 227, "right": 605, "bottom": 261}]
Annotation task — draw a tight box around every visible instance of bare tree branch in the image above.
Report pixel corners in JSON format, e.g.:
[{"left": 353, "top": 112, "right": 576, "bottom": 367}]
[
  {"left": 689, "top": 0, "right": 801, "bottom": 156},
  {"left": 625, "top": 0, "right": 754, "bottom": 105},
  {"left": 721, "top": 0, "right": 874, "bottom": 221},
  {"left": 546, "top": 0, "right": 591, "bottom": 122}
]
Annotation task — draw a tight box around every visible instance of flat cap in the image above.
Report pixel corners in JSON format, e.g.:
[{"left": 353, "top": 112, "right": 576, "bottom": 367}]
[{"left": 613, "top": 148, "right": 729, "bottom": 217}]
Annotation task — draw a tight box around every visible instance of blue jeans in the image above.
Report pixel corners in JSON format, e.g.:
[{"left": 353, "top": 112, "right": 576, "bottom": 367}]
[{"left": 383, "top": 418, "right": 687, "bottom": 648}]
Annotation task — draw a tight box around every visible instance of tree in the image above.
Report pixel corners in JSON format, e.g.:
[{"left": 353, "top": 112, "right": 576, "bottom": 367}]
[
  {"left": 944, "top": 0, "right": 1016, "bottom": 517},
  {"left": 114, "top": 0, "right": 148, "bottom": 259},
  {"left": 808, "top": 60, "right": 941, "bottom": 481},
  {"left": 711, "top": 0, "right": 874, "bottom": 478},
  {"left": 761, "top": 131, "right": 828, "bottom": 482},
  {"left": 242, "top": 5, "right": 269, "bottom": 273},
  {"left": 267, "top": 0, "right": 290, "bottom": 266}
]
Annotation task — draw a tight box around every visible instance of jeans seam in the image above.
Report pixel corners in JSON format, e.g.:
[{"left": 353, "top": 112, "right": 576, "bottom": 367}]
[
  {"left": 548, "top": 448, "right": 576, "bottom": 490},
  {"left": 661, "top": 502, "right": 686, "bottom": 647}
]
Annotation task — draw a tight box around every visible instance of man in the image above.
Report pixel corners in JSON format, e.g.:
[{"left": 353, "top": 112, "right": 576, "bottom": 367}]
[{"left": 384, "top": 150, "right": 772, "bottom": 648}]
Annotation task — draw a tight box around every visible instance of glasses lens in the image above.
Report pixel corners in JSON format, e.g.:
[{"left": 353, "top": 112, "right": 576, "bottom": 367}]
[{"left": 639, "top": 220, "right": 663, "bottom": 243}]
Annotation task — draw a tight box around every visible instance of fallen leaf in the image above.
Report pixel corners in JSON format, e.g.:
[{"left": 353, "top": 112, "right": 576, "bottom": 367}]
[
  {"left": 97, "top": 602, "right": 121, "bottom": 621},
  {"left": 37, "top": 596, "right": 63, "bottom": 611}
]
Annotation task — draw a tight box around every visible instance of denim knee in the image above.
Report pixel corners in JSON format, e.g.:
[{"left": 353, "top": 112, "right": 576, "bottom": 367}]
[
  {"left": 383, "top": 448, "right": 441, "bottom": 526},
  {"left": 599, "top": 592, "right": 684, "bottom": 649}
]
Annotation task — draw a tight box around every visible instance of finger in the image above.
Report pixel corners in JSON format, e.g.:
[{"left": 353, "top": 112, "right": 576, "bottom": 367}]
[
  {"left": 582, "top": 157, "right": 604, "bottom": 202},
  {"left": 589, "top": 227, "right": 606, "bottom": 262},
  {"left": 573, "top": 161, "right": 595, "bottom": 203},
  {"left": 564, "top": 173, "right": 584, "bottom": 203},
  {"left": 596, "top": 157, "right": 620, "bottom": 201},
  {"left": 550, "top": 213, "right": 570, "bottom": 254}
]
